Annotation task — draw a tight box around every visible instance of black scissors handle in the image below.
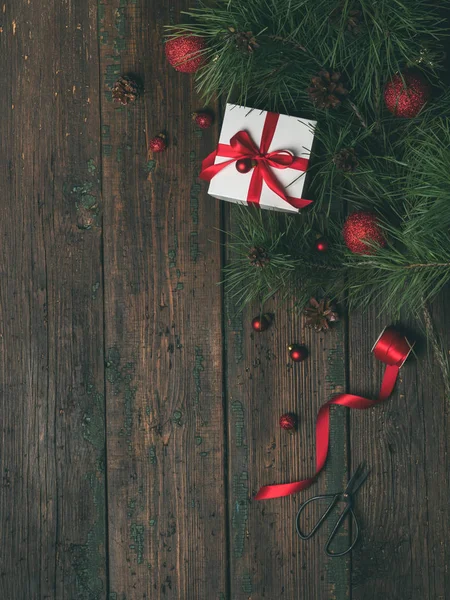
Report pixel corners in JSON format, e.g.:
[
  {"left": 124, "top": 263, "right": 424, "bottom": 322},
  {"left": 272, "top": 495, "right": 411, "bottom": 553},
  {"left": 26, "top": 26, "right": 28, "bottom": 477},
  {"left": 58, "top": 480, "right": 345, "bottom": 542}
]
[
  {"left": 324, "top": 503, "right": 359, "bottom": 557},
  {"left": 295, "top": 493, "right": 360, "bottom": 557}
]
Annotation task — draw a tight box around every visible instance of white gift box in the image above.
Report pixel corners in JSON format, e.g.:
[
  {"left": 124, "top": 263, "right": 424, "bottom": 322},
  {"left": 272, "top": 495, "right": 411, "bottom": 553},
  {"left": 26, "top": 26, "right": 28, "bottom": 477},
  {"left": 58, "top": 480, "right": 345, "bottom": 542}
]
[{"left": 205, "top": 103, "right": 317, "bottom": 213}]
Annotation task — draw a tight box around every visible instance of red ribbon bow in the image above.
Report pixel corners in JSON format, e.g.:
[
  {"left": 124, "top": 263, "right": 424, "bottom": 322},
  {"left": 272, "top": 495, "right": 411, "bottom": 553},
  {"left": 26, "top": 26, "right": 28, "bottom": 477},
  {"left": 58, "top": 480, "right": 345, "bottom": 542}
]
[
  {"left": 255, "top": 326, "right": 413, "bottom": 501},
  {"left": 200, "top": 112, "right": 312, "bottom": 210}
]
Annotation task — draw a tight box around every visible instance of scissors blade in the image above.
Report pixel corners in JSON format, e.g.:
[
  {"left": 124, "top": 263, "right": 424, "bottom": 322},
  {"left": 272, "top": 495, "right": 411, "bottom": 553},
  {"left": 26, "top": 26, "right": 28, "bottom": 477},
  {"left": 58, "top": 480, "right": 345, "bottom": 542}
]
[{"left": 344, "top": 462, "right": 369, "bottom": 495}]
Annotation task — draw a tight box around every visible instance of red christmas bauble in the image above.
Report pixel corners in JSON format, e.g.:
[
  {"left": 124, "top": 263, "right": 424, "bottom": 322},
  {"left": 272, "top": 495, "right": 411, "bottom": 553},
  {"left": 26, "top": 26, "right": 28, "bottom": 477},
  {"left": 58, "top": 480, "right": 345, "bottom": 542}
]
[
  {"left": 193, "top": 111, "right": 213, "bottom": 129},
  {"left": 315, "top": 237, "right": 329, "bottom": 252},
  {"left": 251, "top": 314, "right": 272, "bottom": 332},
  {"left": 280, "top": 413, "right": 297, "bottom": 432},
  {"left": 289, "top": 344, "right": 308, "bottom": 362},
  {"left": 236, "top": 158, "right": 255, "bottom": 174},
  {"left": 384, "top": 71, "right": 431, "bottom": 118},
  {"left": 343, "top": 211, "right": 386, "bottom": 255},
  {"left": 148, "top": 134, "right": 166, "bottom": 153},
  {"left": 165, "top": 35, "right": 207, "bottom": 73}
]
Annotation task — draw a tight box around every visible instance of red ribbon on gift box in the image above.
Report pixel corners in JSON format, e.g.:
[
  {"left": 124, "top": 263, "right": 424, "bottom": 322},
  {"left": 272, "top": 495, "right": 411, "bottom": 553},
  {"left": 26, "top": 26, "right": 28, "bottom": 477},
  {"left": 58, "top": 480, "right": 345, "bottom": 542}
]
[
  {"left": 199, "top": 111, "right": 312, "bottom": 210},
  {"left": 255, "top": 326, "right": 414, "bottom": 501}
]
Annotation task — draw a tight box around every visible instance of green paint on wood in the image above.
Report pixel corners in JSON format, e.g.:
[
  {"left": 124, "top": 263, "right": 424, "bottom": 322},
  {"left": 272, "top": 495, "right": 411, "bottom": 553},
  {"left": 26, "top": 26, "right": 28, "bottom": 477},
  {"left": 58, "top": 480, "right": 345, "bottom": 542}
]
[
  {"left": 103, "top": 144, "right": 112, "bottom": 157},
  {"left": 200, "top": 451, "right": 209, "bottom": 457},
  {"left": 325, "top": 328, "right": 350, "bottom": 598},
  {"left": 190, "top": 182, "right": 201, "bottom": 226},
  {"left": 106, "top": 347, "right": 137, "bottom": 454},
  {"left": 241, "top": 573, "right": 253, "bottom": 593},
  {"left": 87, "top": 158, "right": 97, "bottom": 174},
  {"left": 114, "top": 37, "right": 126, "bottom": 54},
  {"left": 116, "top": 147, "right": 123, "bottom": 163},
  {"left": 130, "top": 523, "right": 145, "bottom": 564},
  {"left": 190, "top": 232, "right": 199, "bottom": 262},
  {"left": 127, "top": 498, "right": 137, "bottom": 519},
  {"left": 70, "top": 471, "right": 105, "bottom": 599},
  {"left": 149, "top": 445, "right": 157, "bottom": 465},
  {"left": 168, "top": 234, "right": 178, "bottom": 267},
  {"left": 146, "top": 159, "right": 156, "bottom": 174},
  {"left": 193, "top": 346, "right": 204, "bottom": 405},
  {"left": 232, "top": 472, "right": 249, "bottom": 558},
  {"left": 172, "top": 410, "right": 183, "bottom": 426},
  {"left": 115, "top": 7, "right": 126, "bottom": 37},
  {"left": 175, "top": 282, "right": 184, "bottom": 291},
  {"left": 195, "top": 436, "right": 202, "bottom": 446},
  {"left": 231, "top": 401, "right": 245, "bottom": 448},
  {"left": 326, "top": 334, "right": 346, "bottom": 392},
  {"left": 149, "top": 518, "right": 157, "bottom": 527},
  {"left": 82, "top": 384, "right": 105, "bottom": 452},
  {"left": 92, "top": 282, "right": 100, "bottom": 300},
  {"left": 98, "top": 4, "right": 105, "bottom": 21},
  {"left": 101, "top": 125, "right": 111, "bottom": 140}
]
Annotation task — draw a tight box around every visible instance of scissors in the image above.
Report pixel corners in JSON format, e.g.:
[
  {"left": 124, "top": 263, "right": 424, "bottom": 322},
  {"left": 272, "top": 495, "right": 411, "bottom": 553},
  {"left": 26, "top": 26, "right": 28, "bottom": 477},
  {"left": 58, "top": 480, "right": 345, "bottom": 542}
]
[{"left": 295, "top": 462, "right": 369, "bottom": 557}]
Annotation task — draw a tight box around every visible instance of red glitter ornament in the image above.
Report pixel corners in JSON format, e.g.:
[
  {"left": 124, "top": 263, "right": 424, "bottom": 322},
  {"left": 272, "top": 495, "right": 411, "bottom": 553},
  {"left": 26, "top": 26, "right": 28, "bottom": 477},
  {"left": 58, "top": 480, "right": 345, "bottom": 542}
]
[
  {"left": 236, "top": 158, "right": 256, "bottom": 174},
  {"left": 148, "top": 134, "right": 167, "bottom": 153},
  {"left": 384, "top": 71, "right": 431, "bottom": 118},
  {"left": 165, "top": 35, "right": 207, "bottom": 73},
  {"left": 251, "top": 314, "right": 272, "bottom": 332},
  {"left": 288, "top": 344, "right": 308, "bottom": 362},
  {"left": 280, "top": 413, "right": 297, "bottom": 433},
  {"left": 315, "top": 237, "right": 329, "bottom": 252},
  {"left": 343, "top": 211, "right": 386, "bottom": 255},
  {"left": 193, "top": 111, "right": 213, "bottom": 129}
]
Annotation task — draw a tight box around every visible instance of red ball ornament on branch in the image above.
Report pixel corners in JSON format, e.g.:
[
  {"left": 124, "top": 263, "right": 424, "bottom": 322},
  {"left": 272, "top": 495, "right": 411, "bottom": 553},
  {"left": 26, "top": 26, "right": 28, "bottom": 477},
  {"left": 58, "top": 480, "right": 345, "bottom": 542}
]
[
  {"left": 193, "top": 111, "right": 214, "bottom": 129},
  {"left": 148, "top": 133, "right": 167, "bottom": 153},
  {"left": 343, "top": 211, "right": 386, "bottom": 255},
  {"left": 165, "top": 35, "right": 207, "bottom": 73},
  {"left": 384, "top": 71, "right": 431, "bottom": 118},
  {"left": 280, "top": 413, "right": 297, "bottom": 434},
  {"left": 289, "top": 344, "right": 308, "bottom": 362},
  {"left": 251, "top": 314, "right": 273, "bottom": 332}
]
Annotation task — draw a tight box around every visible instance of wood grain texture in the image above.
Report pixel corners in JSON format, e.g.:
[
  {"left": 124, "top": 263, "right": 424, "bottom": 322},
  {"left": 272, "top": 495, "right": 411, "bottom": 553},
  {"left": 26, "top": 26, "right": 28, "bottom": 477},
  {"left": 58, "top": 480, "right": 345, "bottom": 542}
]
[
  {"left": 98, "top": 1, "right": 227, "bottom": 598},
  {"left": 350, "top": 294, "right": 450, "bottom": 600},
  {"left": 0, "top": 1, "right": 107, "bottom": 598},
  {"left": 3, "top": 0, "right": 450, "bottom": 597},
  {"left": 224, "top": 213, "right": 350, "bottom": 600}
]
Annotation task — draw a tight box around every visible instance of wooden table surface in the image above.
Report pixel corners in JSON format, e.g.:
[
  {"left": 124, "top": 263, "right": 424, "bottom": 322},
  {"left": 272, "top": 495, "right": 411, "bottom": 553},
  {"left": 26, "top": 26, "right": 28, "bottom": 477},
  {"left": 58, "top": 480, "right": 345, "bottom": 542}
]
[{"left": 2, "top": 1, "right": 450, "bottom": 599}]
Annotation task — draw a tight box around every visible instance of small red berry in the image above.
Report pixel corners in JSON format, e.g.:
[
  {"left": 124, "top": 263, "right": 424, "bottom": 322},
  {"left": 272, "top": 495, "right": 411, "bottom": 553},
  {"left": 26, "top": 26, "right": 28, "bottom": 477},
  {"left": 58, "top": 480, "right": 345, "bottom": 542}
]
[
  {"left": 193, "top": 111, "right": 214, "bottom": 129},
  {"left": 280, "top": 413, "right": 297, "bottom": 432},
  {"left": 289, "top": 344, "right": 308, "bottom": 362},
  {"left": 149, "top": 133, "right": 167, "bottom": 153},
  {"left": 315, "top": 237, "right": 329, "bottom": 252},
  {"left": 251, "top": 314, "right": 273, "bottom": 332}
]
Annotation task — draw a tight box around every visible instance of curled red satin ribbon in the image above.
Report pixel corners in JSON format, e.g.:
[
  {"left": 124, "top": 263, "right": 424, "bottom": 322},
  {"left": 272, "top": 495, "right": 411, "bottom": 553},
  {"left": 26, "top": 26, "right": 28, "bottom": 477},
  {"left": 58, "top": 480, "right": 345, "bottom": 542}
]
[
  {"left": 255, "top": 326, "right": 413, "bottom": 501},
  {"left": 200, "top": 112, "right": 312, "bottom": 210}
]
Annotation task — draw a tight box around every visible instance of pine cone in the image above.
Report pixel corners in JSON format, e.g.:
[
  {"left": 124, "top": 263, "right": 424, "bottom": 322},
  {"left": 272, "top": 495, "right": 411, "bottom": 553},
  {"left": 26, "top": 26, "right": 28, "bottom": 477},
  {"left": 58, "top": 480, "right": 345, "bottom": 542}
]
[
  {"left": 308, "top": 70, "right": 349, "bottom": 109},
  {"left": 112, "top": 75, "right": 139, "bottom": 105},
  {"left": 330, "top": 7, "right": 362, "bottom": 34},
  {"left": 248, "top": 246, "right": 270, "bottom": 268},
  {"left": 228, "top": 27, "right": 259, "bottom": 53},
  {"left": 333, "top": 148, "right": 359, "bottom": 172},
  {"left": 304, "top": 298, "right": 339, "bottom": 332}
]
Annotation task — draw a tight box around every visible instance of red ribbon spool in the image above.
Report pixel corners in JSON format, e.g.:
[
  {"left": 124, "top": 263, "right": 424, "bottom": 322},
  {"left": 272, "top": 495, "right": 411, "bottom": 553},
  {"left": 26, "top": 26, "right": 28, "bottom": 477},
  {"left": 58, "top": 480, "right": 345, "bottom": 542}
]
[
  {"left": 200, "top": 112, "right": 312, "bottom": 210},
  {"left": 255, "top": 326, "right": 413, "bottom": 501}
]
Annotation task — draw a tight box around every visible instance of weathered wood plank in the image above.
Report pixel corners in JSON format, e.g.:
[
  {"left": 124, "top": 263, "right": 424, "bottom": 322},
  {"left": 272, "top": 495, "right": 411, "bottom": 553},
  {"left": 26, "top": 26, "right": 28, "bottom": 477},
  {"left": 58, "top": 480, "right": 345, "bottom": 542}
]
[
  {"left": 350, "top": 294, "right": 450, "bottom": 599},
  {"left": 99, "top": 1, "right": 227, "bottom": 598},
  {"left": 0, "top": 0, "right": 106, "bottom": 598},
  {"left": 224, "top": 216, "right": 350, "bottom": 599}
]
